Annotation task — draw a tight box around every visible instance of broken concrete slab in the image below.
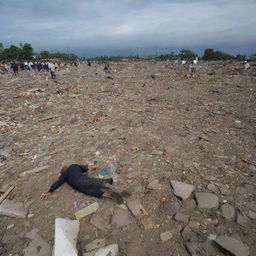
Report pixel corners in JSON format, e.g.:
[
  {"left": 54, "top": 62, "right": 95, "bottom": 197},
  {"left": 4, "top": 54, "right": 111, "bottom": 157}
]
[
  {"left": 221, "top": 203, "right": 235, "bottom": 221},
  {"left": 83, "top": 244, "right": 118, "bottom": 256},
  {"left": 215, "top": 236, "right": 249, "bottom": 256},
  {"left": 24, "top": 233, "right": 52, "bottom": 256},
  {"left": 174, "top": 212, "right": 189, "bottom": 223},
  {"left": 86, "top": 239, "right": 105, "bottom": 252},
  {"left": 160, "top": 231, "right": 173, "bottom": 242},
  {"left": 181, "top": 226, "right": 197, "bottom": 242},
  {"left": 195, "top": 192, "right": 219, "bottom": 209},
  {"left": 111, "top": 208, "right": 132, "bottom": 228},
  {"left": 0, "top": 199, "right": 27, "bottom": 218},
  {"left": 170, "top": 180, "right": 195, "bottom": 201},
  {"left": 75, "top": 202, "right": 99, "bottom": 220},
  {"left": 127, "top": 199, "right": 146, "bottom": 217},
  {"left": 53, "top": 218, "right": 79, "bottom": 256}
]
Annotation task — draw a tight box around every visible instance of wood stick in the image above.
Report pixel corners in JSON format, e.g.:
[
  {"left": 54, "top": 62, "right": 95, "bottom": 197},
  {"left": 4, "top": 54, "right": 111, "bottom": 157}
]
[{"left": 0, "top": 185, "right": 15, "bottom": 204}]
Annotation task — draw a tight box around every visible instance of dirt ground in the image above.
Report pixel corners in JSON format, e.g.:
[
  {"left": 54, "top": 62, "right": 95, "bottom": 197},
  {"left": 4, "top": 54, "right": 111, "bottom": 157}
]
[{"left": 0, "top": 60, "right": 256, "bottom": 256}]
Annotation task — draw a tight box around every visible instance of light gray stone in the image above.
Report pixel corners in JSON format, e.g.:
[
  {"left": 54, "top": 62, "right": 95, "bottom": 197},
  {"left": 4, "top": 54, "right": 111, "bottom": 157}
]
[
  {"left": 182, "top": 226, "right": 197, "bottom": 242},
  {"left": 207, "top": 184, "right": 218, "bottom": 193},
  {"left": 195, "top": 192, "right": 219, "bottom": 209},
  {"left": 215, "top": 236, "right": 249, "bottom": 256},
  {"left": 160, "top": 231, "right": 173, "bottom": 242},
  {"left": 247, "top": 210, "right": 256, "bottom": 220},
  {"left": 83, "top": 244, "right": 118, "bottom": 256},
  {"left": 147, "top": 179, "right": 161, "bottom": 190},
  {"left": 170, "top": 180, "right": 195, "bottom": 201},
  {"left": 0, "top": 199, "right": 27, "bottom": 218},
  {"left": 26, "top": 228, "right": 40, "bottom": 239},
  {"left": 221, "top": 204, "right": 235, "bottom": 221},
  {"left": 237, "top": 213, "right": 250, "bottom": 227},
  {"left": 174, "top": 212, "right": 189, "bottom": 223},
  {"left": 111, "top": 208, "right": 132, "bottom": 228},
  {"left": 127, "top": 199, "right": 146, "bottom": 217},
  {"left": 24, "top": 234, "right": 52, "bottom": 256}
]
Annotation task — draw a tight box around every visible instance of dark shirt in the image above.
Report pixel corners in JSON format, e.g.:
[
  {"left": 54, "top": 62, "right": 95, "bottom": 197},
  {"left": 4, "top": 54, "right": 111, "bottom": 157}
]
[{"left": 48, "top": 164, "right": 88, "bottom": 193}]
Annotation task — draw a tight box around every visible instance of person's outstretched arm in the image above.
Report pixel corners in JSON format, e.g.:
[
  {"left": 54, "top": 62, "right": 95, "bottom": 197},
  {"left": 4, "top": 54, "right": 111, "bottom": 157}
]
[{"left": 40, "top": 169, "right": 67, "bottom": 199}]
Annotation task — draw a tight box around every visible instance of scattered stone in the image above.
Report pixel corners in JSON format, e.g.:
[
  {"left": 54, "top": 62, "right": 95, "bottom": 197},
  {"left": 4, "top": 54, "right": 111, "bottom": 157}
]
[
  {"left": 0, "top": 149, "right": 10, "bottom": 158},
  {"left": 19, "top": 165, "right": 49, "bottom": 177},
  {"left": 174, "top": 212, "right": 189, "bottom": 223},
  {"left": 24, "top": 234, "right": 52, "bottom": 256},
  {"left": 86, "top": 238, "right": 105, "bottom": 252},
  {"left": 170, "top": 180, "right": 195, "bottom": 201},
  {"left": 111, "top": 208, "right": 132, "bottom": 228},
  {"left": 207, "top": 184, "right": 218, "bottom": 193},
  {"left": 215, "top": 236, "right": 249, "bottom": 256},
  {"left": 83, "top": 243, "right": 118, "bottom": 256},
  {"left": 160, "top": 231, "right": 173, "bottom": 242},
  {"left": 181, "top": 226, "right": 197, "bottom": 242},
  {"left": 220, "top": 185, "right": 232, "bottom": 195},
  {"left": 90, "top": 214, "right": 109, "bottom": 232},
  {"left": 127, "top": 199, "right": 146, "bottom": 217},
  {"left": 195, "top": 192, "right": 219, "bottom": 209},
  {"left": 0, "top": 199, "right": 27, "bottom": 218},
  {"left": 163, "top": 200, "right": 179, "bottom": 216},
  {"left": 247, "top": 210, "right": 256, "bottom": 220},
  {"left": 221, "top": 203, "right": 235, "bottom": 221},
  {"left": 75, "top": 202, "right": 99, "bottom": 220},
  {"left": 183, "top": 199, "right": 196, "bottom": 213},
  {"left": 237, "top": 213, "right": 250, "bottom": 227},
  {"left": 7, "top": 224, "right": 14, "bottom": 229},
  {"left": 207, "top": 234, "right": 217, "bottom": 241},
  {"left": 0, "top": 246, "right": 6, "bottom": 255},
  {"left": 185, "top": 242, "right": 202, "bottom": 256},
  {"left": 147, "top": 179, "right": 161, "bottom": 190},
  {"left": 26, "top": 228, "right": 40, "bottom": 240}
]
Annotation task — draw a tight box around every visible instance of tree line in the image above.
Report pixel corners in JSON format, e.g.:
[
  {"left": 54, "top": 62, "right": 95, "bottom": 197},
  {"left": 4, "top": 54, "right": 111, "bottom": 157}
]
[
  {"left": 0, "top": 42, "right": 78, "bottom": 61},
  {"left": 154, "top": 49, "right": 255, "bottom": 61}
]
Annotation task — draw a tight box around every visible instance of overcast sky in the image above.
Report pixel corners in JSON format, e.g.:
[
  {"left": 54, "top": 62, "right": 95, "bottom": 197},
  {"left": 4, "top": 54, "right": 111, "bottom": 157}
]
[{"left": 0, "top": 0, "right": 255, "bottom": 56}]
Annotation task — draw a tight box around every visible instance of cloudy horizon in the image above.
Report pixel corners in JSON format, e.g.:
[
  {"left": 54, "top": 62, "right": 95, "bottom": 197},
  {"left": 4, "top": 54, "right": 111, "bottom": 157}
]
[{"left": 0, "top": 0, "right": 255, "bottom": 57}]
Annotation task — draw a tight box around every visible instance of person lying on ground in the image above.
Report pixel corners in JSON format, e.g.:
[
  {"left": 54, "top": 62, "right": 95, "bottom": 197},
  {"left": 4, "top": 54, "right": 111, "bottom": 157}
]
[{"left": 40, "top": 164, "right": 129, "bottom": 203}]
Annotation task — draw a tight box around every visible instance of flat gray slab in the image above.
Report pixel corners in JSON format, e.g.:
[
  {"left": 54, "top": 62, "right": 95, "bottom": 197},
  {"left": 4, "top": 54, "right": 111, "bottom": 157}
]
[
  {"left": 174, "top": 212, "right": 189, "bottom": 223},
  {"left": 215, "top": 236, "right": 249, "bottom": 256},
  {"left": 195, "top": 192, "right": 219, "bottom": 209},
  {"left": 127, "top": 199, "right": 146, "bottom": 217},
  {"left": 170, "top": 180, "right": 195, "bottom": 201},
  {"left": 24, "top": 234, "right": 52, "bottom": 256},
  {"left": 111, "top": 208, "right": 132, "bottom": 228},
  {"left": 86, "top": 238, "right": 105, "bottom": 252},
  {"left": 0, "top": 199, "right": 27, "bottom": 218},
  {"left": 221, "top": 203, "right": 235, "bottom": 220},
  {"left": 83, "top": 244, "right": 118, "bottom": 256}
]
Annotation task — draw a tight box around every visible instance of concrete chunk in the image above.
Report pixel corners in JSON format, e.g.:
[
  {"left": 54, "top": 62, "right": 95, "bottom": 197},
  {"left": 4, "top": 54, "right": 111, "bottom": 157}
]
[
  {"left": 221, "top": 203, "right": 235, "bottom": 221},
  {"left": 86, "top": 239, "right": 105, "bottom": 252},
  {"left": 127, "top": 199, "right": 146, "bottom": 217},
  {"left": 111, "top": 208, "right": 132, "bottom": 228},
  {"left": 160, "top": 231, "right": 173, "bottom": 242},
  {"left": 83, "top": 244, "right": 118, "bottom": 256},
  {"left": 75, "top": 202, "right": 99, "bottom": 220},
  {"left": 195, "top": 192, "right": 219, "bottom": 209},
  {"left": 215, "top": 236, "right": 249, "bottom": 256},
  {"left": 170, "top": 180, "right": 195, "bottom": 201}
]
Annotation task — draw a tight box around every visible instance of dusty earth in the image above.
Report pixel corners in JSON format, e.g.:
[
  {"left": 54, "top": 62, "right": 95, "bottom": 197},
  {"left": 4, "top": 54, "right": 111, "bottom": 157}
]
[{"left": 0, "top": 60, "right": 256, "bottom": 256}]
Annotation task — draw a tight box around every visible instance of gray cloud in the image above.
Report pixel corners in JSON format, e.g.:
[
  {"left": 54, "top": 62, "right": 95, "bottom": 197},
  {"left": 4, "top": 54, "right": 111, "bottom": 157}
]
[{"left": 0, "top": 0, "right": 255, "bottom": 55}]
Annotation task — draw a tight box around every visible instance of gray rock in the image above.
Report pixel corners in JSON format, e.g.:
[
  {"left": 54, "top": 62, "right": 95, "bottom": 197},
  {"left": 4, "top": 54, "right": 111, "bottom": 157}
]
[
  {"left": 86, "top": 238, "right": 105, "bottom": 252},
  {"left": 215, "top": 236, "right": 249, "bottom": 256},
  {"left": 24, "top": 233, "right": 52, "bottom": 256},
  {"left": 182, "top": 226, "right": 197, "bottom": 242},
  {"left": 160, "top": 231, "right": 173, "bottom": 242},
  {"left": 237, "top": 213, "right": 250, "bottom": 227},
  {"left": 216, "top": 225, "right": 228, "bottom": 236},
  {"left": 163, "top": 200, "right": 179, "bottom": 216},
  {"left": 90, "top": 213, "right": 109, "bottom": 232},
  {"left": 127, "top": 199, "right": 146, "bottom": 217},
  {"left": 0, "top": 199, "right": 27, "bottom": 218},
  {"left": 174, "top": 212, "right": 189, "bottom": 223},
  {"left": 111, "top": 208, "right": 132, "bottom": 228},
  {"left": 83, "top": 243, "right": 118, "bottom": 256},
  {"left": 185, "top": 242, "right": 202, "bottom": 256},
  {"left": 207, "top": 184, "right": 218, "bottom": 193},
  {"left": 183, "top": 199, "right": 196, "bottom": 213},
  {"left": 221, "top": 203, "right": 235, "bottom": 221},
  {"left": 247, "top": 210, "right": 256, "bottom": 220},
  {"left": 170, "top": 180, "right": 195, "bottom": 201},
  {"left": 195, "top": 192, "right": 219, "bottom": 209}
]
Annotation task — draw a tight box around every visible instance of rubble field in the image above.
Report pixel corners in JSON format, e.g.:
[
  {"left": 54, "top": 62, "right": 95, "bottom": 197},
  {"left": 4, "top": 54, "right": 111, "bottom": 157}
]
[{"left": 0, "top": 61, "right": 256, "bottom": 256}]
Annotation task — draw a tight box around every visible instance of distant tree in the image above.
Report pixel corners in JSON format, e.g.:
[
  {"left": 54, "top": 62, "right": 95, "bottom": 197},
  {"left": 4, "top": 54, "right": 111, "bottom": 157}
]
[
  {"left": 235, "top": 54, "right": 246, "bottom": 61},
  {"left": 1, "top": 45, "right": 20, "bottom": 60},
  {"left": 19, "top": 43, "right": 33, "bottom": 60},
  {"left": 203, "top": 48, "right": 215, "bottom": 60},
  {"left": 0, "top": 42, "right": 4, "bottom": 53},
  {"left": 40, "top": 50, "right": 50, "bottom": 59},
  {"left": 250, "top": 53, "right": 256, "bottom": 60},
  {"left": 203, "top": 48, "right": 234, "bottom": 60},
  {"left": 179, "top": 49, "right": 198, "bottom": 60}
]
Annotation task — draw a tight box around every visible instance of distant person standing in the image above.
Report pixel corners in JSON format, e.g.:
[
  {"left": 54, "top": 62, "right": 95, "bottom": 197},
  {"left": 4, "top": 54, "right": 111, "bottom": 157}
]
[
  {"left": 48, "top": 62, "right": 56, "bottom": 79},
  {"left": 11, "top": 62, "right": 19, "bottom": 75},
  {"left": 244, "top": 61, "right": 250, "bottom": 70}
]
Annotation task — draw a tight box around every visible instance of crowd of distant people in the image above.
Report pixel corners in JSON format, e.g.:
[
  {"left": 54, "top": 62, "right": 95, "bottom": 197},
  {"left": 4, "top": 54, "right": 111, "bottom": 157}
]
[{"left": 0, "top": 60, "right": 87, "bottom": 78}]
